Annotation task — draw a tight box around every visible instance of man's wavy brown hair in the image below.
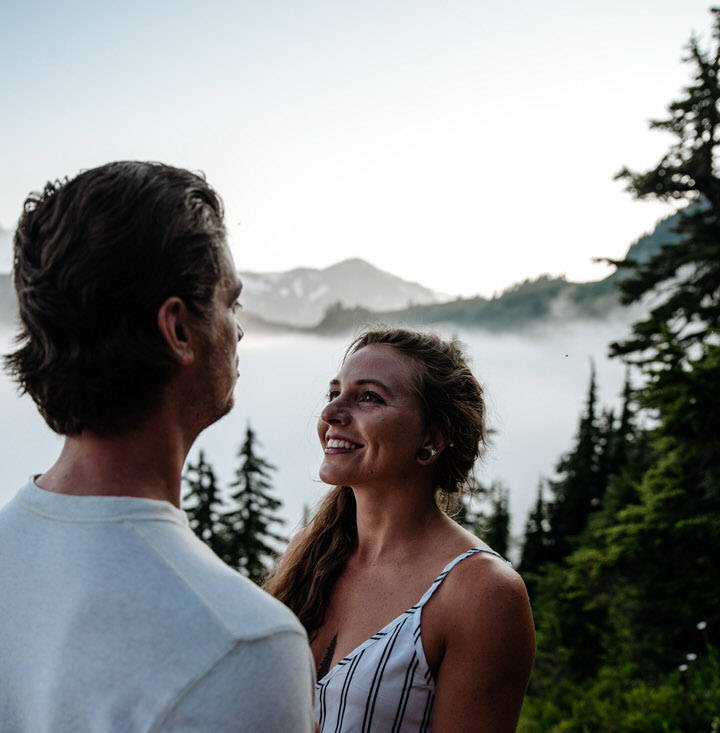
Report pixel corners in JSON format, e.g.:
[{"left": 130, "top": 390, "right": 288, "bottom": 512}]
[{"left": 3, "top": 161, "right": 227, "bottom": 435}]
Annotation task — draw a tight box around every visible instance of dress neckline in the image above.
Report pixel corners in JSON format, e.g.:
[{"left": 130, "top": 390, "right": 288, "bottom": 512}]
[{"left": 316, "top": 546, "right": 501, "bottom": 684}]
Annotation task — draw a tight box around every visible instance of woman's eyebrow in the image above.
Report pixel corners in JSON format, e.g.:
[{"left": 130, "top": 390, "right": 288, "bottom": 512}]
[
  {"left": 355, "top": 378, "right": 390, "bottom": 391},
  {"left": 329, "top": 378, "right": 393, "bottom": 393}
]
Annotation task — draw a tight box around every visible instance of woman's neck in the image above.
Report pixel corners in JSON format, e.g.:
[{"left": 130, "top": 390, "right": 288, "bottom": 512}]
[{"left": 350, "top": 482, "right": 450, "bottom": 565}]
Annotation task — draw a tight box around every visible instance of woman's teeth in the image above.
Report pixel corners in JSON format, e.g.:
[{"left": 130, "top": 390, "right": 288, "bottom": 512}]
[{"left": 326, "top": 438, "right": 360, "bottom": 450}]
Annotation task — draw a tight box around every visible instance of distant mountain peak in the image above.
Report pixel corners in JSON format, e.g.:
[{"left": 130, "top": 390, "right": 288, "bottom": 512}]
[
  {"left": 324, "top": 257, "right": 370, "bottom": 269},
  {"left": 238, "top": 257, "right": 442, "bottom": 327}
]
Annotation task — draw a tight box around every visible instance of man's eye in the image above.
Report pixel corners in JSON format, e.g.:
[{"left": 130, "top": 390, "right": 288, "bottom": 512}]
[
  {"left": 327, "top": 390, "right": 340, "bottom": 401},
  {"left": 232, "top": 302, "right": 243, "bottom": 315}
]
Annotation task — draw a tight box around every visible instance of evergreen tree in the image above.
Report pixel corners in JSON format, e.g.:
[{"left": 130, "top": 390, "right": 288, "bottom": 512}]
[
  {"left": 518, "top": 482, "right": 550, "bottom": 579},
  {"left": 517, "top": 13, "right": 720, "bottom": 725},
  {"left": 597, "top": 373, "right": 651, "bottom": 519},
  {"left": 605, "top": 372, "right": 633, "bottom": 474},
  {"left": 545, "top": 364, "right": 606, "bottom": 561},
  {"left": 602, "top": 7, "right": 720, "bottom": 665},
  {"left": 221, "top": 424, "right": 286, "bottom": 583},
  {"left": 612, "top": 7, "right": 720, "bottom": 368},
  {"left": 480, "top": 482, "right": 511, "bottom": 558},
  {"left": 183, "top": 449, "right": 226, "bottom": 557}
]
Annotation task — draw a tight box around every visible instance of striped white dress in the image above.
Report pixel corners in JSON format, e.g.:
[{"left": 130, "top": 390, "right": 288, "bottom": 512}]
[{"left": 315, "top": 547, "right": 507, "bottom": 733}]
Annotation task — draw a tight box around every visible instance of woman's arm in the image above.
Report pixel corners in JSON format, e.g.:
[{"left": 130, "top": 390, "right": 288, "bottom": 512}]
[{"left": 430, "top": 556, "right": 535, "bottom": 733}]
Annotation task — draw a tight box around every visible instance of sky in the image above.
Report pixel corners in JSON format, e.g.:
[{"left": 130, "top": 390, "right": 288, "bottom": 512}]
[{"left": 0, "top": 0, "right": 713, "bottom": 297}]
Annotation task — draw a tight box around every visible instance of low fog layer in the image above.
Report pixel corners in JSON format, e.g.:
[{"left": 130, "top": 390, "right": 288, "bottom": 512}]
[{"left": 0, "top": 314, "right": 634, "bottom": 547}]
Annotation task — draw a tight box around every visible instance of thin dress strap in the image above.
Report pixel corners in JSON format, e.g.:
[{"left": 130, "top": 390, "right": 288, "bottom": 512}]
[{"left": 414, "top": 547, "right": 509, "bottom": 610}]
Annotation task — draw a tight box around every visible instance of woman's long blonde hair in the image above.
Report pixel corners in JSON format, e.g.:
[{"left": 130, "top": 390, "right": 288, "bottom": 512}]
[{"left": 263, "top": 326, "right": 487, "bottom": 637}]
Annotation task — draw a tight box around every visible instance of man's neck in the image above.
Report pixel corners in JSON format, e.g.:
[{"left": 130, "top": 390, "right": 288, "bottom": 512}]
[{"left": 35, "top": 413, "right": 193, "bottom": 508}]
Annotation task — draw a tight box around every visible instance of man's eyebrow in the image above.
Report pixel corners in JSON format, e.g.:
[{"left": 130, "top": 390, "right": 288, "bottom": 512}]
[{"left": 229, "top": 280, "right": 243, "bottom": 300}]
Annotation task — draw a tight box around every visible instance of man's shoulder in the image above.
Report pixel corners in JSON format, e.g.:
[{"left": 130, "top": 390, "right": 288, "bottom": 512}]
[
  {"left": 132, "top": 518, "right": 306, "bottom": 643},
  {"left": 190, "top": 556, "right": 306, "bottom": 643},
  {"left": 0, "top": 482, "right": 306, "bottom": 642}
]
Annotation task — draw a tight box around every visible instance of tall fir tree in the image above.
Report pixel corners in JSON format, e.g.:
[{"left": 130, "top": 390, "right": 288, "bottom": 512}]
[
  {"left": 545, "top": 364, "right": 606, "bottom": 561},
  {"left": 612, "top": 8, "right": 720, "bottom": 368},
  {"left": 222, "top": 424, "right": 286, "bottom": 583},
  {"left": 518, "top": 482, "right": 550, "bottom": 580},
  {"left": 597, "top": 372, "right": 651, "bottom": 519},
  {"left": 183, "top": 449, "right": 226, "bottom": 557},
  {"left": 517, "top": 13, "right": 720, "bottom": 725},
  {"left": 480, "top": 482, "right": 511, "bottom": 558},
  {"left": 602, "top": 6, "right": 720, "bottom": 664}
]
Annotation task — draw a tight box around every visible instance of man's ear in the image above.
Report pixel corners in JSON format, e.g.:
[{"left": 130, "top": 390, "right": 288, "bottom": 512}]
[{"left": 157, "top": 297, "right": 195, "bottom": 366}]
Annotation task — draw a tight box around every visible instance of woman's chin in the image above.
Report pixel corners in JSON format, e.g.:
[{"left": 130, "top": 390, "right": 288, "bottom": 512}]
[{"left": 319, "top": 463, "right": 346, "bottom": 487}]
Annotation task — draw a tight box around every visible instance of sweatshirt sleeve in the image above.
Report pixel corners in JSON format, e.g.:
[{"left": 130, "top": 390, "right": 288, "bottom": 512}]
[{"left": 155, "top": 629, "right": 317, "bottom": 732}]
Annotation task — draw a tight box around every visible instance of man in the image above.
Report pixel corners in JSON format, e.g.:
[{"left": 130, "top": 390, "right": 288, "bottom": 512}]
[{"left": 0, "top": 161, "right": 316, "bottom": 732}]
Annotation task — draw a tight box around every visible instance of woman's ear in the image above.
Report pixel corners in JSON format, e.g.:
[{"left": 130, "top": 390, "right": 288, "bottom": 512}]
[
  {"left": 157, "top": 297, "right": 195, "bottom": 366},
  {"left": 416, "top": 425, "right": 448, "bottom": 464}
]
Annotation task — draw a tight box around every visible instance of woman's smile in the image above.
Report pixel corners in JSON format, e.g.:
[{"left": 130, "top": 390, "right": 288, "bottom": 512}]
[{"left": 324, "top": 437, "right": 363, "bottom": 452}]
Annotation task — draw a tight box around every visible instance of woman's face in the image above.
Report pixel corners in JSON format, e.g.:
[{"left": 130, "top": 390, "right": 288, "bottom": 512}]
[{"left": 317, "top": 344, "right": 430, "bottom": 489}]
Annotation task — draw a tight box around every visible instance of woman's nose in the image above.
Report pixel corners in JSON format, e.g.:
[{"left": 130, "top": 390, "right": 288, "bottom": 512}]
[{"left": 320, "top": 397, "right": 348, "bottom": 425}]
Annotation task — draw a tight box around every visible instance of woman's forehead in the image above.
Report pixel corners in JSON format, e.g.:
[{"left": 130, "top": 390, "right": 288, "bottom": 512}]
[{"left": 337, "top": 344, "right": 417, "bottom": 384}]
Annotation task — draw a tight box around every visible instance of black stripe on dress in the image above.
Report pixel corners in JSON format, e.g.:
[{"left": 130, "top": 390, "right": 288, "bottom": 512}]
[
  {"left": 332, "top": 649, "right": 365, "bottom": 733},
  {"left": 390, "top": 651, "right": 419, "bottom": 733},
  {"left": 317, "top": 678, "right": 328, "bottom": 729},
  {"left": 361, "top": 616, "right": 408, "bottom": 732},
  {"left": 419, "top": 689, "right": 435, "bottom": 733}
]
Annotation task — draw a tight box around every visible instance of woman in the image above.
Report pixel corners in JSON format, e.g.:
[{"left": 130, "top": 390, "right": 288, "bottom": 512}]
[{"left": 266, "top": 327, "right": 535, "bottom": 732}]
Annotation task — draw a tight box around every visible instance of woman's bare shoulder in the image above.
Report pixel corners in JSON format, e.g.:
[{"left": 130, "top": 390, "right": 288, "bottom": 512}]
[
  {"left": 426, "top": 547, "right": 534, "bottom": 659},
  {"left": 428, "top": 550, "right": 536, "bottom": 730},
  {"left": 444, "top": 549, "right": 529, "bottom": 614}
]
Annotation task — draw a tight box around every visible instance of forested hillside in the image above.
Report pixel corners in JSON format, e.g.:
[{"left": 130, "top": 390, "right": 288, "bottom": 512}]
[
  {"left": 515, "top": 11, "right": 720, "bottom": 730},
  {"left": 308, "top": 209, "right": 686, "bottom": 334}
]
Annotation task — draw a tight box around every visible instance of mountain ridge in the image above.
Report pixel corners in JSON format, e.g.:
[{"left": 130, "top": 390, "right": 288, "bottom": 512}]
[
  {"left": 239, "top": 256, "right": 442, "bottom": 327},
  {"left": 0, "top": 207, "right": 688, "bottom": 332},
  {"left": 303, "top": 206, "right": 688, "bottom": 334}
]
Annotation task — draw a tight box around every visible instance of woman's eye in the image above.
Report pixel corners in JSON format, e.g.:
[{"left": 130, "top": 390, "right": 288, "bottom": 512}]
[{"left": 361, "top": 391, "right": 382, "bottom": 403}]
